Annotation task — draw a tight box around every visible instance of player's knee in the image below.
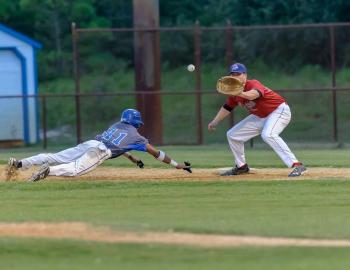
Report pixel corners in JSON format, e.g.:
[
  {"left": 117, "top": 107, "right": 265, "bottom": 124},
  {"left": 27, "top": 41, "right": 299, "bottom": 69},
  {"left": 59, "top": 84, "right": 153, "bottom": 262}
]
[
  {"left": 261, "top": 132, "right": 276, "bottom": 143},
  {"left": 37, "top": 154, "right": 50, "bottom": 164},
  {"left": 70, "top": 169, "right": 79, "bottom": 176},
  {"left": 261, "top": 132, "right": 269, "bottom": 141},
  {"left": 227, "top": 130, "right": 235, "bottom": 139},
  {"left": 227, "top": 131, "right": 241, "bottom": 143},
  {"left": 226, "top": 131, "right": 234, "bottom": 141}
]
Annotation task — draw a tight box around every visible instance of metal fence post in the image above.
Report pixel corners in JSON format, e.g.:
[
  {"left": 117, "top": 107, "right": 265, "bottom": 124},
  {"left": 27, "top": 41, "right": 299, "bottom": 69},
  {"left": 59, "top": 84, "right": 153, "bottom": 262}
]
[
  {"left": 226, "top": 20, "right": 235, "bottom": 128},
  {"left": 226, "top": 20, "right": 233, "bottom": 69},
  {"left": 41, "top": 95, "right": 47, "bottom": 149},
  {"left": 194, "top": 21, "right": 203, "bottom": 144}
]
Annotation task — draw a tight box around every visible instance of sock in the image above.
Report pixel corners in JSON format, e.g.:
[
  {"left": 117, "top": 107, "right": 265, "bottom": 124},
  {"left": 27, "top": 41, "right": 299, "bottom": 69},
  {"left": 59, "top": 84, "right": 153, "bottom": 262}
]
[{"left": 292, "top": 162, "right": 302, "bottom": 167}]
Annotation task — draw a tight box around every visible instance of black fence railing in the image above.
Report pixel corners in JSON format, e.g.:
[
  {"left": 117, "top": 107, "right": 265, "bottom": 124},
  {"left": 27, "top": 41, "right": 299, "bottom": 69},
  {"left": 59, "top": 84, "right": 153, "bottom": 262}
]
[
  {"left": 71, "top": 22, "right": 350, "bottom": 144},
  {"left": 2, "top": 86, "right": 350, "bottom": 148}
]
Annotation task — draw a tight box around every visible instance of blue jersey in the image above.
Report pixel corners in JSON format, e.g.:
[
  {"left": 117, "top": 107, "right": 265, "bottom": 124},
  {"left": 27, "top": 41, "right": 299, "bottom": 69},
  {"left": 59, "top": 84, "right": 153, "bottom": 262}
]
[{"left": 95, "top": 122, "right": 149, "bottom": 158}]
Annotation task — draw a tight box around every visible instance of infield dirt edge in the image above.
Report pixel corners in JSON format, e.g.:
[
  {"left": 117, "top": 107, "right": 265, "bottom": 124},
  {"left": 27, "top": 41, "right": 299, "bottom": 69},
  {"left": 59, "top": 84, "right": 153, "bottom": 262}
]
[
  {"left": 1, "top": 222, "right": 350, "bottom": 248},
  {"left": 2, "top": 166, "right": 350, "bottom": 182}
]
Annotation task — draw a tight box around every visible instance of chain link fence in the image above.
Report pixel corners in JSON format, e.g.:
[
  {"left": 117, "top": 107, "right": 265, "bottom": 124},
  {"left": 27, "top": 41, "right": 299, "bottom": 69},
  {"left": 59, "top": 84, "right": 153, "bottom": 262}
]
[{"left": 2, "top": 22, "right": 350, "bottom": 148}]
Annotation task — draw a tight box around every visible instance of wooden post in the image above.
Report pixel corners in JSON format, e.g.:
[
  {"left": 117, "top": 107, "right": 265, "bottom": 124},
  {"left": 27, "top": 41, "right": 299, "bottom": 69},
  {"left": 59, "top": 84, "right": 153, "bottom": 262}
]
[{"left": 133, "top": 0, "right": 162, "bottom": 144}]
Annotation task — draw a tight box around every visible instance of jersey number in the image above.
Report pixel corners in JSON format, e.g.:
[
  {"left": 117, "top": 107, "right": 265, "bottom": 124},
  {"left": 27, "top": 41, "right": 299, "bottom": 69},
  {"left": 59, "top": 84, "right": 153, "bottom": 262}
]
[
  {"left": 112, "top": 132, "right": 127, "bottom": 146},
  {"left": 102, "top": 128, "right": 128, "bottom": 146}
]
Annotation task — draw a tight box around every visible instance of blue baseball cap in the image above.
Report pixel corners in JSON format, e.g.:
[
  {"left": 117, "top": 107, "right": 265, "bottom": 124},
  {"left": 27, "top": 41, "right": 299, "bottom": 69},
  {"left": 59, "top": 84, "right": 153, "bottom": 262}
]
[{"left": 229, "top": 63, "right": 247, "bottom": 74}]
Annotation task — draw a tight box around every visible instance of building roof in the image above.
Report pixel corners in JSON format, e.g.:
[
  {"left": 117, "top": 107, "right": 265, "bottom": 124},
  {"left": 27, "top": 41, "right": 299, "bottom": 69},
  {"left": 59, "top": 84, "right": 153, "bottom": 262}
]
[{"left": 0, "top": 23, "right": 42, "bottom": 49}]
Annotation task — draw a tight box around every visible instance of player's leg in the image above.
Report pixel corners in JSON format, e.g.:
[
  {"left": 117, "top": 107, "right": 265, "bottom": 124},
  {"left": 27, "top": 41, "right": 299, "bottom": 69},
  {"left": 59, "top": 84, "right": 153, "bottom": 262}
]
[
  {"left": 7, "top": 141, "right": 96, "bottom": 181},
  {"left": 20, "top": 140, "right": 99, "bottom": 169},
  {"left": 223, "top": 114, "right": 264, "bottom": 175},
  {"left": 7, "top": 148, "right": 82, "bottom": 181},
  {"left": 261, "top": 103, "right": 301, "bottom": 169},
  {"left": 48, "top": 144, "right": 111, "bottom": 177},
  {"left": 227, "top": 114, "right": 264, "bottom": 166}
]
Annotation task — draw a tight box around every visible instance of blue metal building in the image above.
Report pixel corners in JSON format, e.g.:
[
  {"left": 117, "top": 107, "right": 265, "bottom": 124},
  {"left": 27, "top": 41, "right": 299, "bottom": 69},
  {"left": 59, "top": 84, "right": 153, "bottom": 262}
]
[{"left": 0, "top": 23, "right": 42, "bottom": 144}]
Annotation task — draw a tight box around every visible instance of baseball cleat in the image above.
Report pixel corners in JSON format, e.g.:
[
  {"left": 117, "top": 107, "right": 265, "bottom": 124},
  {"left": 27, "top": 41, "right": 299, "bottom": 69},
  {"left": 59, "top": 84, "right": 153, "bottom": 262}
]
[
  {"left": 288, "top": 165, "right": 307, "bottom": 177},
  {"left": 6, "top": 157, "right": 20, "bottom": 181},
  {"left": 220, "top": 164, "right": 250, "bottom": 176},
  {"left": 28, "top": 164, "right": 50, "bottom": 182},
  {"left": 8, "top": 157, "right": 20, "bottom": 168}
]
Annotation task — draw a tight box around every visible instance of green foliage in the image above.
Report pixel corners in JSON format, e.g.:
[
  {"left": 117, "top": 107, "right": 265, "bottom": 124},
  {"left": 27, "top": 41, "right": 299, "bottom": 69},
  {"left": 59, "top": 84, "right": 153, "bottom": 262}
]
[
  {"left": 2, "top": 1, "right": 350, "bottom": 144},
  {"left": 1, "top": 1, "right": 350, "bottom": 81},
  {"left": 0, "top": 1, "right": 18, "bottom": 20},
  {"left": 71, "top": 1, "right": 96, "bottom": 23},
  {"left": 160, "top": 0, "right": 350, "bottom": 26}
]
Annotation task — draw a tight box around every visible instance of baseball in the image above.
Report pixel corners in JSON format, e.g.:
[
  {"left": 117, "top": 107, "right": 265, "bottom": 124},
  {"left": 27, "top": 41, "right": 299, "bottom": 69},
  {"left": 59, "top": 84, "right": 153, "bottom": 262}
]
[{"left": 187, "top": 64, "right": 195, "bottom": 72}]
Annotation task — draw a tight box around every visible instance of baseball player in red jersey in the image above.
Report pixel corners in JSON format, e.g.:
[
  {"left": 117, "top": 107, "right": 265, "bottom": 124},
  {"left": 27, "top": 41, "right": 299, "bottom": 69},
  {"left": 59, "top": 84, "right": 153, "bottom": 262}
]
[{"left": 208, "top": 63, "right": 306, "bottom": 177}]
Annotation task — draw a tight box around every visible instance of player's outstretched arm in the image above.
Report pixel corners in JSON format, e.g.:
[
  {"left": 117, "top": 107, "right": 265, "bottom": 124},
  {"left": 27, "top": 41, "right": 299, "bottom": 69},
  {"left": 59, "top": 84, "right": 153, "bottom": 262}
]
[
  {"left": 146, "top": 144, "right": 192, "bottom": 173},
  {"left": 237, "top": 89, "right": 260, "bottom": 100},
  {"left": 208, "top": 107, "right": 231, "bottom": 131},
  {"left": 122, "top": 152, "right": 144, "bottom": 168}
]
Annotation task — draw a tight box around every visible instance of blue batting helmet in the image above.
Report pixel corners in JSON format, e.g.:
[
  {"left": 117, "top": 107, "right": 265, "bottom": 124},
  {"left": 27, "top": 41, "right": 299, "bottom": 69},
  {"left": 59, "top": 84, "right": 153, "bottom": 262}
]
[
  {"left": 120, "top": 109, "right": 144, "bottom": 128},
  {"left": 229, "top": 63, "right": 247, "bottom": 74}
]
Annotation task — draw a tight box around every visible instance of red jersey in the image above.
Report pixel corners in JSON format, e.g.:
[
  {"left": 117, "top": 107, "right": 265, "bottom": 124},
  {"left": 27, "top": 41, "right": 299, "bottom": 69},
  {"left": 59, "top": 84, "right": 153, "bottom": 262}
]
[{"left": 224, "top": 79, "right": 285, "bottom": 118}]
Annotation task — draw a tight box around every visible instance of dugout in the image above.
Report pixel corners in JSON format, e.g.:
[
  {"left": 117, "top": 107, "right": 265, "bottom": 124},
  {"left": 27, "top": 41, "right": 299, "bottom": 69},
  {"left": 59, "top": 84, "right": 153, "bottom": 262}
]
[{"left": 0, "top": 23, "right": 42, "bottom": 145}]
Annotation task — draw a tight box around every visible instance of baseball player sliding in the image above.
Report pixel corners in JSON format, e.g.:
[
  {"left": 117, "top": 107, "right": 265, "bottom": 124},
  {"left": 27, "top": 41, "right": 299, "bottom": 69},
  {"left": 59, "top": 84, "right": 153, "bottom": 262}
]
[
  {"left": 208, "top": 63, "right": 306, "bottom": 177},
  {"left": 7, "top": 109, "right": 191, "bottom": 182}
]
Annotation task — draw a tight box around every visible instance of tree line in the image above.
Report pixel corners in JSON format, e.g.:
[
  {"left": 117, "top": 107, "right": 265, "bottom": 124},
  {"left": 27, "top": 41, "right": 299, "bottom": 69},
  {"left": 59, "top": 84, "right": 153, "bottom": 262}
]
[{"left": 1, "top": 0, "right": 350, "bottom": 81}]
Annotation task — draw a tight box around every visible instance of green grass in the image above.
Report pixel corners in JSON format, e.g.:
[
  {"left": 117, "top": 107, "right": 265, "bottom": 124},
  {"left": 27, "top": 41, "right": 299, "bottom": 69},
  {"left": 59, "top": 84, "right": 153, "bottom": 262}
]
[
  {"left": 2, "top": 180, "right": 350, "bottom": 269},
  {"left": 1, "top": 146, "right": 350, "bottom": 269},
  {"left": 2, "top": 239, "right": 350, "bottom": 270},
  {"left": 1, "top": 145, "right": 349, "bottom": 168},
  {"left": 1, "top": 180, "right": 350, "bottom": 238}
]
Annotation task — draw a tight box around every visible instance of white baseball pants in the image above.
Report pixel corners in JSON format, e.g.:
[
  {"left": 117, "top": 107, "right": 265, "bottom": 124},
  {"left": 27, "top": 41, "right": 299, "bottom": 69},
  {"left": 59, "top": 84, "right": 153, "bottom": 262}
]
[
  {"left": 227, "top": 102, "right": 298, "bottom": 168},
  {"left": 21, "top": 140, "right": 112, "bottom": 176}
]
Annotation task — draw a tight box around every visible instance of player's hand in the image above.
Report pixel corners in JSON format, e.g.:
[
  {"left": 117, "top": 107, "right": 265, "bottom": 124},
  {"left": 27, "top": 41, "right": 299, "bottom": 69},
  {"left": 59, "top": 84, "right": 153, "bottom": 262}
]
[
  {"left": 176, "top": 161, "right": 192, "bottom": 173},
  {"left": 208, "top": 120, "right": 218, "bottom": 131},
  {"left": 136, "top": 160, "right": 144, "bottom": 169}
]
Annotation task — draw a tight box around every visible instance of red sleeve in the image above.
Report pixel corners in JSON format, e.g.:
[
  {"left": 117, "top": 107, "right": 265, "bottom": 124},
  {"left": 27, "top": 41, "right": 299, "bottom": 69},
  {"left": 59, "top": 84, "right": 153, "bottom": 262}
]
[
  {"left": 223, "top": 96, "right": 238, "bottom": 111},
  {"left": 245, "top": 80, "right": 270, "bottom": 97}
]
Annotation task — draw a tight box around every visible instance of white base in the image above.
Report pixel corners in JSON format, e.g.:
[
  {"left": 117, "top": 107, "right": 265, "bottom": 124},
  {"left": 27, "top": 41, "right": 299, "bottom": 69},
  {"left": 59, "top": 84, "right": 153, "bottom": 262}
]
[{"left": 216, "top": 167, "right": 256, "bottom": 174}]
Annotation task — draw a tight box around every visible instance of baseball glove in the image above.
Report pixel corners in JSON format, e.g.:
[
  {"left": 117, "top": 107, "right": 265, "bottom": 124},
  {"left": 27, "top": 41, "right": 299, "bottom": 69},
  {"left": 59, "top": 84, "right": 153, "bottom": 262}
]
[
  {"left": 216, "top": 76, "right": 244, "bottom": 96},
  {"left": 183, "top": 161, "right": 192, "bottom": 173},
  {"left": 136, "top": 160, "right": 144, "bottom": 169}
]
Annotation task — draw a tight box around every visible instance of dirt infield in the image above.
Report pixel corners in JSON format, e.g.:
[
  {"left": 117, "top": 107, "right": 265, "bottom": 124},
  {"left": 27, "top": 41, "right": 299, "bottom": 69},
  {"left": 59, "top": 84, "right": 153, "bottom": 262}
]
[
  {"left": 1, "top": 222, "right": 350, "bottom": 247},
  {"left": 1, "top": 165, "right": 350, "bottom": 182}
]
